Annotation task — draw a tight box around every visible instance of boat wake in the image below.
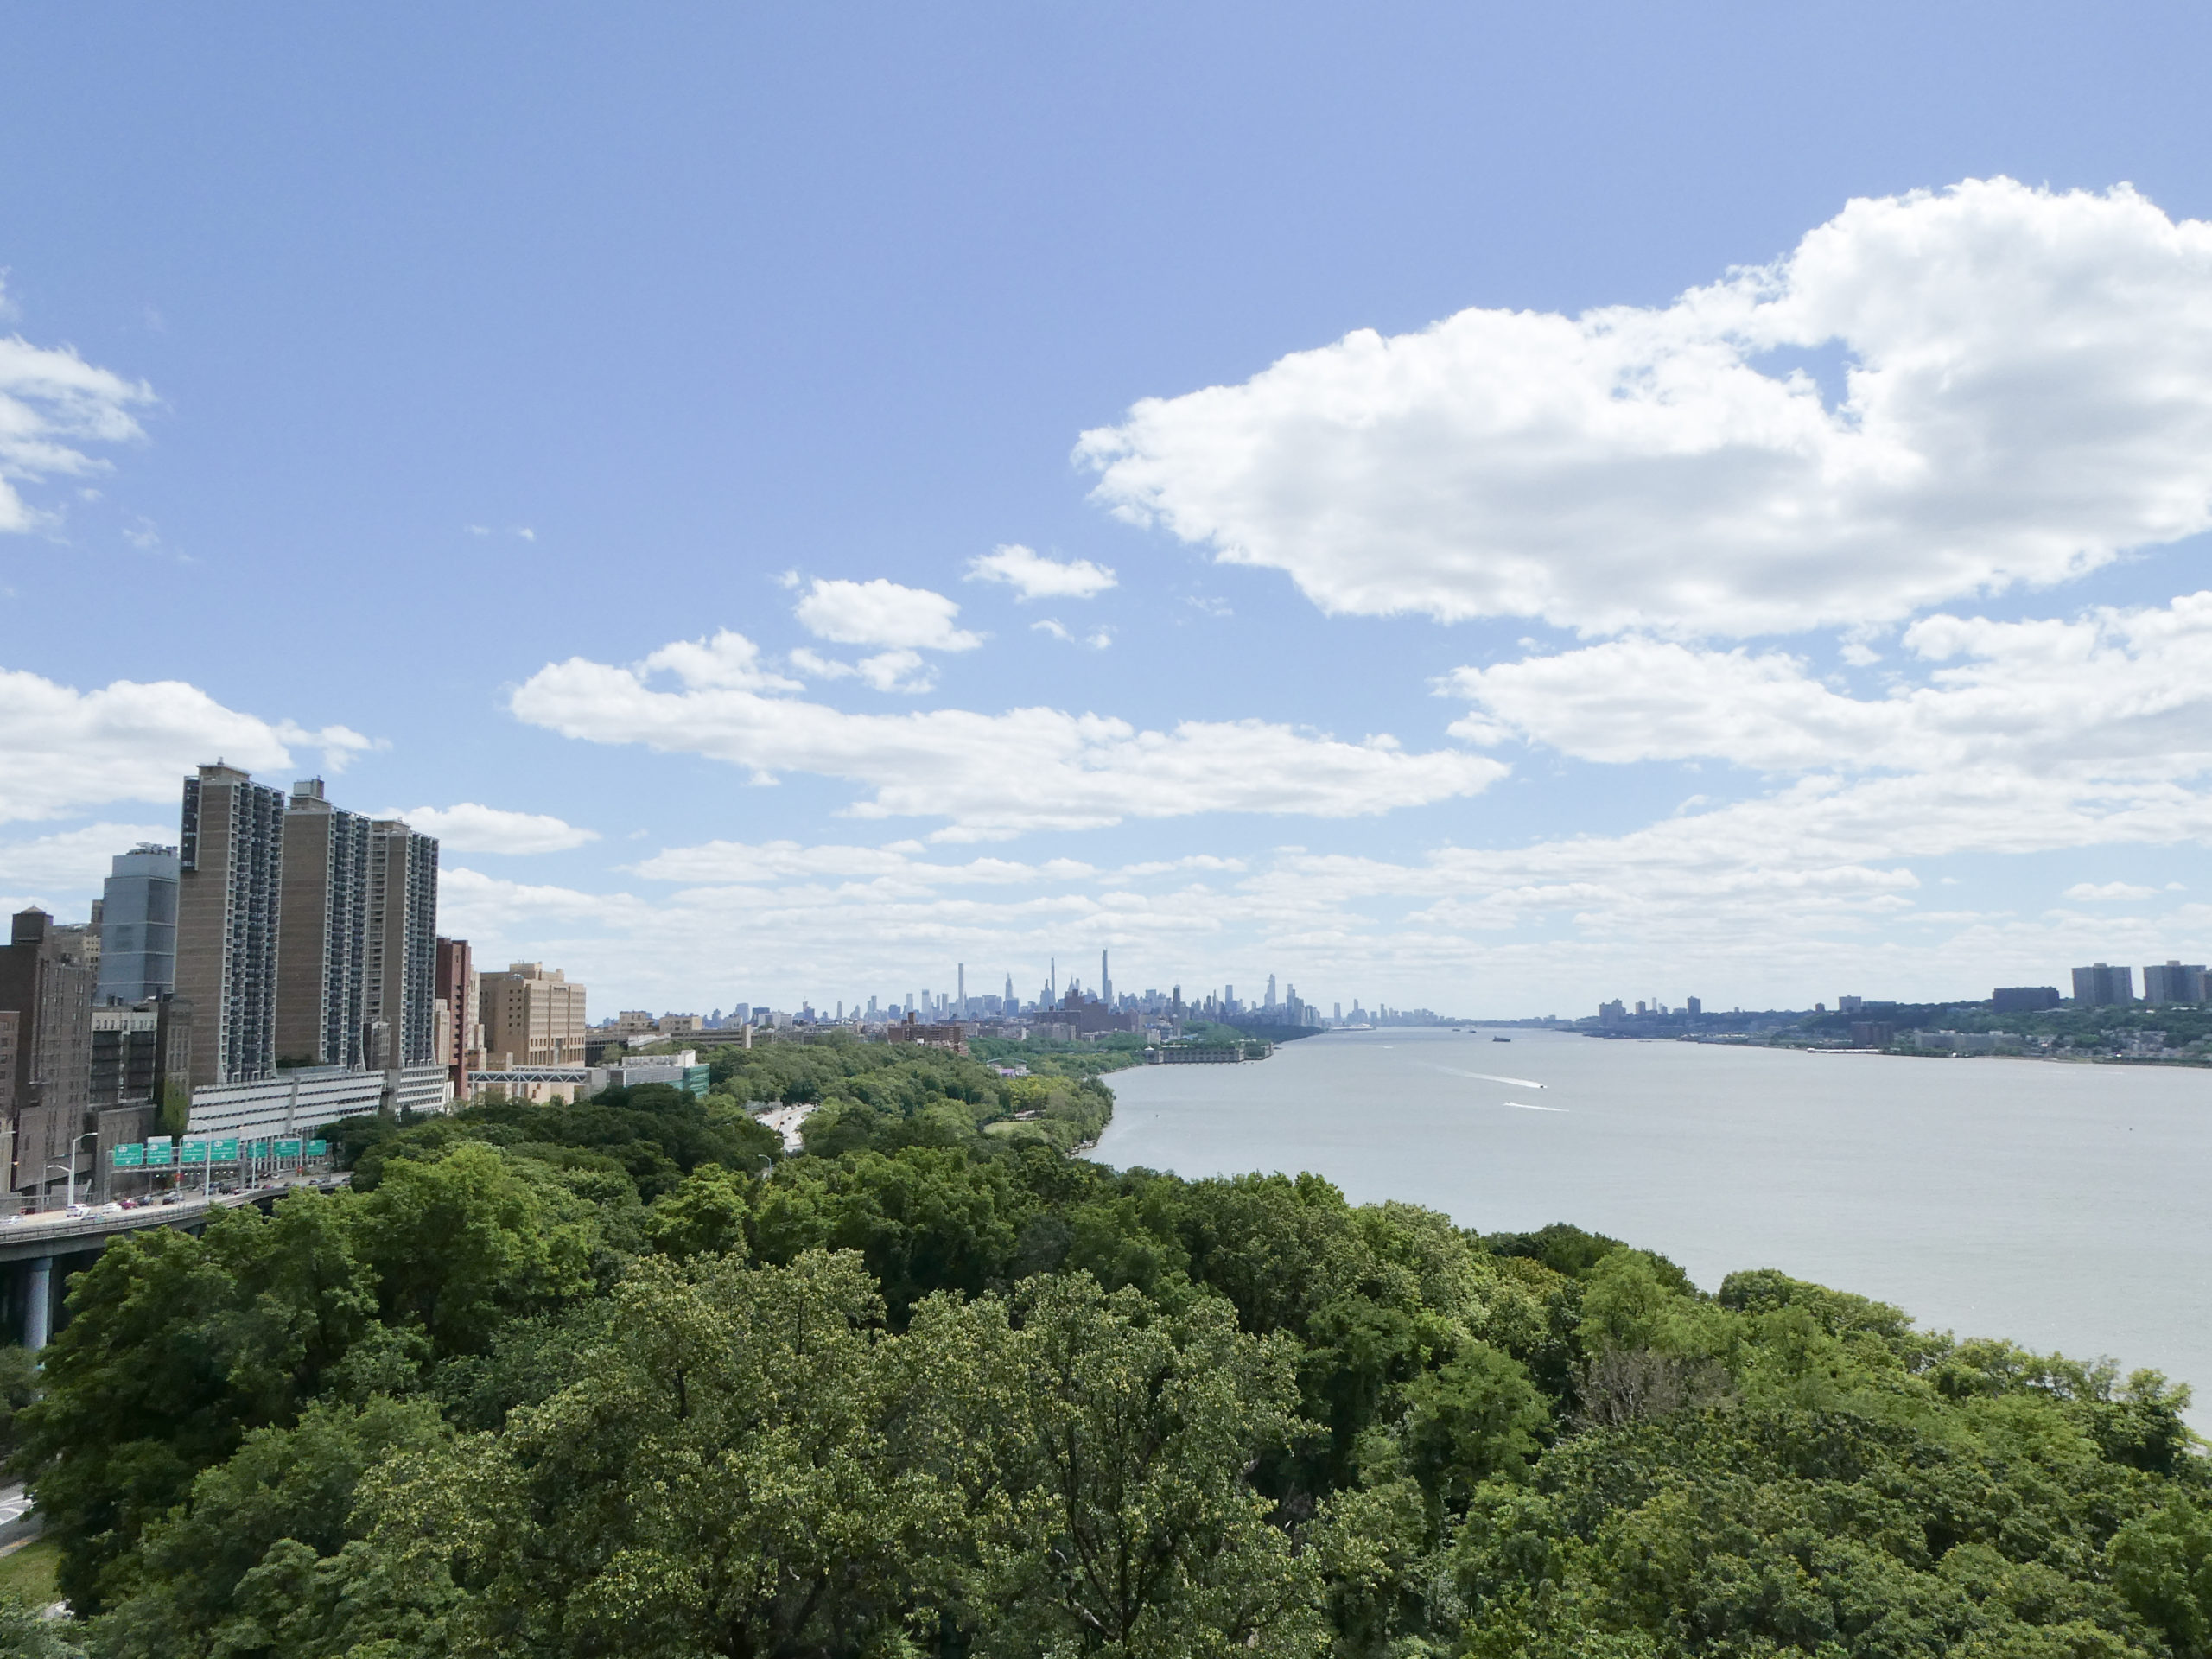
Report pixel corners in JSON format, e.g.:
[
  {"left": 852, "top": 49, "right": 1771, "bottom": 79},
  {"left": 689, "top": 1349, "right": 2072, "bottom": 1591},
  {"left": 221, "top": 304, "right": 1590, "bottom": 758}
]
[
  {"left": 1428, "top": 1065, "right": 1546, "bottom": 1090},
  {"left": 1503, "top": 1100, "right": 1566, "bottom": 1113}
]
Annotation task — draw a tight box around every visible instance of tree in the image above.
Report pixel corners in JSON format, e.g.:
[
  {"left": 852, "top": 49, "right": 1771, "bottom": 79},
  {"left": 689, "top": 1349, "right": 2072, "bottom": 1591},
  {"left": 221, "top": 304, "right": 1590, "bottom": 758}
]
[
  {"left": 89, "top": 1394, "right": 451, "bottom": 1656},
  {"left": 347, "top": 1142, "right": 594, "bottom": 1358},
  {"left": 968, "top": 1274, "right": 1324, "bottom": 1657},
  {"left": 365, "top": 1249, "right": 957, "bottom": 1657},
  {"left": 16, "top": 1194, "right": 378, "bottom": 1613}
]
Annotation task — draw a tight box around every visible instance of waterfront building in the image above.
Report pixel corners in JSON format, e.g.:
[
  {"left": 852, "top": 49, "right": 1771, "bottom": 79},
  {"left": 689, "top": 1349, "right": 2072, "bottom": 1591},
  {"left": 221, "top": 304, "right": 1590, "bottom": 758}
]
[
  {"left": 175, "top": 764, "right": 287, "bottom": 1086},
  {"left": 2142, "top": 962, "right": 2208, "bottom": 1005},
  {"left": 2071, "top": 963, "right": 2135, "bottom": 1007},
  {"left": 96, "top": 844, "right": 180, "bottom": 1004},
  {"left": 0, "top": 908, "right": 96, "bottom": 1200}
]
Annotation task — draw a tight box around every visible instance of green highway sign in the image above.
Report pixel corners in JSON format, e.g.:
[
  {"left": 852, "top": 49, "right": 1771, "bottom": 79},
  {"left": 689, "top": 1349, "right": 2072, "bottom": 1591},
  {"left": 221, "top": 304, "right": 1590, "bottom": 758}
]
[
  {"left": 111, "top": 1143, "right": 144, "bottom": 1166},
  {"left": 305, "top": 1140, "right": 327, "bottom": 1157},
  {"left": 181, "top": 1141, "right": 209, "bottom": 1165},
  {"left": 275, "top": 1138, "right": 302, "bottom": 1158},
  {"left": 144, "top": 1144, "right": 172, "bottom": 1166},
  {"left": 213, "top": 1138, "right": 238, "bottom": 1161}
]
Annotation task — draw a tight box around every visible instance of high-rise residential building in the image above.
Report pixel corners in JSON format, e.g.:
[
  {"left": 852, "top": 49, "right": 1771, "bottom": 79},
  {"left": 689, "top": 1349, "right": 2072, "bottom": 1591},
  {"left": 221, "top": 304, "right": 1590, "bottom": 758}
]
[
  {"left": 957, "top": 963, "right": 966, "bottom": 1015},
  {"left": 276, "top": 779, "right": 372, "bottom": 1068},
  {"left": 480, "top": 963, "right": 588, "bottom": 1070},
  {"left": 1992, "top": 986, "right": 2062, "bottom": 1013},
  {"left": 435, "top": 938, "right": 480, "bottom": 1095},
  {"left": 0, "top": 909, "right": 96, "bottom": 1198},
  {"left": 1264, "top": 973, "right": 1276, "bottom": 1010},
  {"left": 175, "top": 764, "right": 287, "bottom": 1086},
  {"left": 367, "top": 819, "right": 439, "bottom": 1068},
  {"left": 1100, "top": 950, "right": 1111, "bottom": 1007},
  {"left": 2071, "top": 963, "right": 2135, "bottom": 1007},
  {"left": 2143, "top": 962, "right": 2208, "bottom": 1005},
  {"left": 96, "top": 844, "right": 181, "bottom": 1005}
]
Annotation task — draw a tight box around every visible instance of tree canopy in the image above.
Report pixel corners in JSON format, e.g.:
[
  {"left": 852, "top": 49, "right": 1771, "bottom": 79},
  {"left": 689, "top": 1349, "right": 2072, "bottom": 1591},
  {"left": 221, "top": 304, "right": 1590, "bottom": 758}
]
[{"left": 7, "top": 1046, "right": 2207, "bottom": 1656}]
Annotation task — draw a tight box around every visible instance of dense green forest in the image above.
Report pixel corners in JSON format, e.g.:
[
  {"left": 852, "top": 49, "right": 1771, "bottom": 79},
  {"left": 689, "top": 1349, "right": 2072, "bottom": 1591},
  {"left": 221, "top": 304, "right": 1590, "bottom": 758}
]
[{"left": 5, "top": 1036, "right": 2209, "bottom": 1657}]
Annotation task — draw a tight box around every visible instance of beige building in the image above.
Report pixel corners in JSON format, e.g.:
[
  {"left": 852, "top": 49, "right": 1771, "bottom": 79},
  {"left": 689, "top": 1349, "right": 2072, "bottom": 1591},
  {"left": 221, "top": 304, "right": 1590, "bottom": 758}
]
[
  {"left": 613, "top": 1009, "right": 658, "bottom": 1037},
  {"left": 480, "top": 962, "right": 588, "bottom": 1071}
]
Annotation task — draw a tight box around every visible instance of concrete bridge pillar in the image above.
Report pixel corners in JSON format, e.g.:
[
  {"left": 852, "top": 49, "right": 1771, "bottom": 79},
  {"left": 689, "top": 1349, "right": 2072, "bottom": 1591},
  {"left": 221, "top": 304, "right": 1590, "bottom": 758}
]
[{"left": 22, "top": 1255, "right": 53, "bottom": 1351}]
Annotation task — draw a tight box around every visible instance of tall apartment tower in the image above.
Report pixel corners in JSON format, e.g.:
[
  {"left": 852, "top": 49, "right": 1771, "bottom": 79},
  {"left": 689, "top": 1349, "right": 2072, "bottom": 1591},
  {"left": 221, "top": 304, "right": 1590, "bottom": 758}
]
[
  {"left": 276, "top": 779, "right": 372, "bottom": 1068},
  {"left": 1101, "top": 950, "right": 1111, "bottom": 1007},
  {"left": 2071, "top": 963, "right": 2136, "bottom": 1007},
  {"left": 96, "top": 844, "right": 181, "bottom": 1005},
  {"left": 367, "top": 821, "right": 439, "bottom": 1068},
  {"left": 176, "top": 765, "right": 287, "bottom": 1086},
  {"left": 2142, "top": 962, "right": 2208, "bottom": 1005},
  {"left": 0, "top": 908, "right": 96, "bottom": 1198}
]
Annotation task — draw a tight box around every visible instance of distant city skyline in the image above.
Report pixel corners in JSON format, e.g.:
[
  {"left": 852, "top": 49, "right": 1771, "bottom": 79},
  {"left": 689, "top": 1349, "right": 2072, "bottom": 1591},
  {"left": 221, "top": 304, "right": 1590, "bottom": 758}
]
[{"left": 4, "top": 11, "right": 2212, "bottom": 1012}]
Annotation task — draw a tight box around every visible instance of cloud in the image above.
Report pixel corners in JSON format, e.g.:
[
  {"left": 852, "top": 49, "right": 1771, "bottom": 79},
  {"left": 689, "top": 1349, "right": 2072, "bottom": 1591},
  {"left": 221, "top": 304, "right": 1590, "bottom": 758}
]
[
  {"left": 1080, "top": 179, "right": 2212, "bottom": 638},
  {"left": 790, "top": 646, "right": 938, "bottom": 695},
  {"left": 793, "top": 578, "right": 982, "bottom": 652},
  {"left": 1440, "top": 591, "right": 2212, "bottom": 781},
  {"left": 0, "top": 293, "right": 157, "bottom": 535},
  {"left": 0, "top": 666, "right": 378, "bottom": 823},
  {"left": 2063, "top": 881, "right": 2157, "bottom": 902},
  {"left": 966, "top": 543, "right": 1117, "bottom": 601},
  {"left": 0, "top": 822, "right": 172, "bottom": 898},
  {"left": 509, "top": 630, "right": 1506, "bottom": 836},
  {"left": 383, "top": 804, "right": 599, "bottom": 855}
]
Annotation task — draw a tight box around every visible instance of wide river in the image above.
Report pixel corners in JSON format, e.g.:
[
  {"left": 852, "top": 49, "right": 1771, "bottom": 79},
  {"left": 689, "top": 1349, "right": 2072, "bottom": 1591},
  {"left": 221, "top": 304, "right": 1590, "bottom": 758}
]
[{"left": 1090, "top": 1027, "right": 2212, "bottom": 1408}]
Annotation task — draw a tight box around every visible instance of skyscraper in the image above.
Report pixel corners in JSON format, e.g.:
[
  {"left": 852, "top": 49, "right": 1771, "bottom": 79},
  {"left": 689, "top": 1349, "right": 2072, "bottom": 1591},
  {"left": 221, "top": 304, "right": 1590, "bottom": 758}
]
[
  {"left": 175, "top": 764, "right": 286, "bottom": 1086},
  {"left": 1100, "top": 949, "right": 1111, "bottom": 1007},
  {"left": 96, "top": 843, "right": 180, "bottom": 1004},
  {"left": 368, "top": 819, "right": 440, "bottom": 1068},
  {"left": 276, "top": 779, "right": 372, "bottom": 1068},
  {"left": 957, "top": 963, "right": 965, "bottom": 1016}
]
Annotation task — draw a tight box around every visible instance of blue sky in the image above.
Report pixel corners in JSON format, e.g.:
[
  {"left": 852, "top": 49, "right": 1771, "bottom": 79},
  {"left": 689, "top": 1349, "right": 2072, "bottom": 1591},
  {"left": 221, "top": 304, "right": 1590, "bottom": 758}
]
[{"left": 4, "top": 3, "right": 2212, "bottom": 1017}]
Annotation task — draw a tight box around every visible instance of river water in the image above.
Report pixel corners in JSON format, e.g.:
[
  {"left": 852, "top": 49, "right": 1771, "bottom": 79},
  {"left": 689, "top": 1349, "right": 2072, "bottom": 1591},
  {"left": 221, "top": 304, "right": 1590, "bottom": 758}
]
[{"left": 1090, "top": 1027, "right": 2212, "bottom": 1407}]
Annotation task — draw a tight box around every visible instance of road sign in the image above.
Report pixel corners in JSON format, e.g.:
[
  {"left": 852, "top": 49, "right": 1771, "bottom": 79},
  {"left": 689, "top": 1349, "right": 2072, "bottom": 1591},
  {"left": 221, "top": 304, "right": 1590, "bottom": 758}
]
[
  {"left": 213, "top": 1138, "right": 238, "bottom": 1162},
  {"left": 305, "top": 1139, "right": 328, "bottom": 1157},
  {"left": 275, "top": 1138, "right": 302, "bottom": 1159},
  {"left": 111, "top": 1143, "right": 144, "bottom": 1167},
  {"left": 181, "top": 1141, "right": 209, "bottom": 1165},
  {"left": 144, "top": 1143, "right": 172, "bottom": 1166}
]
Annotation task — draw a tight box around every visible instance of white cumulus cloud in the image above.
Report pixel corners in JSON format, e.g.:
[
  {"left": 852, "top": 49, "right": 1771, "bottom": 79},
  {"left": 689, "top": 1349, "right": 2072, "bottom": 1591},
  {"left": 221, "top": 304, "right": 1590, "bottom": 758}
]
[
  {"left": 0, "top": 822, "right": 173, "bottom": 899},
  {"left": 2063, "top": 881, "right": 2157, "bottom": 902},
  {"left": 0, "top": 666, "right": 378, "bottom": 823},
  {"left": 1080, "top": 178, "right": 2212, "bottom": 638},
  {"left": 966, "top": 543, "right": 1117, "bottom": 601},
  {"left": 0, "top": 296, "right": 157, "bottom": 534},
  {"left": 509, "top": 630, "right": 1505, "bottom": 837},
  {"left": 383, "top": 804, "right": 600, "bottom": 855},
  {"left": 1441, "top": 591, "right": 2212, "bottom": 781},
  {"left": 793, "top": 578, "right": 982, "bottom": 652}
]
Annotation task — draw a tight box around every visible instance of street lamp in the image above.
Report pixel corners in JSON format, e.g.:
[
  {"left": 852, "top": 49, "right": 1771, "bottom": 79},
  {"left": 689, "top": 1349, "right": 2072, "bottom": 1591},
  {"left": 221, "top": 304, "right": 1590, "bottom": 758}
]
[{"left": 43, "top": 1132, "right": 99, "bottom": 1208}]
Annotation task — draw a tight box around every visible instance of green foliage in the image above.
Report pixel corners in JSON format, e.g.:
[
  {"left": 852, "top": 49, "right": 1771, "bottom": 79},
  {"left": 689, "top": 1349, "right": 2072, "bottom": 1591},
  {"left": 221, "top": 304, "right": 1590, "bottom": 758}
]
[
  {"left": 0, "top": 1343, "right": 39, "bottom": 1460},
  {"left": 0, "top": 1586, "right": 86, "bottom": 1657},
  {"left": 10, "top": 1046, "right": 2207, "bottom": 1656}
]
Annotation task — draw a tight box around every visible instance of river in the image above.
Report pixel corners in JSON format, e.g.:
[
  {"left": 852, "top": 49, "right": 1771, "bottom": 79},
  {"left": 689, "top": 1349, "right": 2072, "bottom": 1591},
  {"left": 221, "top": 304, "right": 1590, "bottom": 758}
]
[{"left": 1089, "top": 1026, "right": 2212, "bottom": 1408}]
